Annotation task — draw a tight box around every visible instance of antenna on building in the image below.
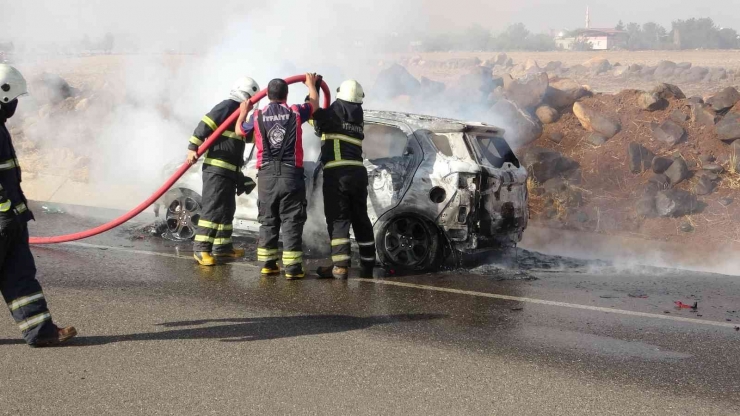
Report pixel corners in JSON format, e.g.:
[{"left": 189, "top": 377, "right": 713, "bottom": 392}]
[{"left": 586, "top": 6, "right": 591, "bottom": 29}]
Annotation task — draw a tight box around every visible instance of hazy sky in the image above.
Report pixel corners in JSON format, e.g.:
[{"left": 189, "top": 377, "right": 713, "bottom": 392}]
[{"left": 1, "top": 0, "right": 738, "bottom": 48}]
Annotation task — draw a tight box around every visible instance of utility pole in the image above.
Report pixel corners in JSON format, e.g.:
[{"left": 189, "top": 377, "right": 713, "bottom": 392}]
[{"left": 585, "top": 6, "right": 591, "bottom": 29}]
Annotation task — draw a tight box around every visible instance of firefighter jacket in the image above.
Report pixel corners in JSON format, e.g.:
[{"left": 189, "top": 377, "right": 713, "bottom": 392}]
[
  {"left": 312, "top": 99, "right": 364, "bottom": 169},
  {"left": 239, "top": 102, "right": 313, "bottom": 170},
  {"left": 188, "top": 99, "right": 248, "bottom": 180},
  {"left": 0, "top": 99, "right": 33, "bottom": 226}
]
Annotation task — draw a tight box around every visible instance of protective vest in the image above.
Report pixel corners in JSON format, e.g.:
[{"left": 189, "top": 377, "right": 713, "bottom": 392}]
[
  {"left": 253, "top": 103, "right": 307, "bottom": 170},
  {"left": 188, "top": 99, "right": 246, "bottom": 179},
  {"left": 313, "top": 100, "right": 364, "bottom": 169},
  {"left": 0, "top": 100, "right": 33, "bottom": 224}
]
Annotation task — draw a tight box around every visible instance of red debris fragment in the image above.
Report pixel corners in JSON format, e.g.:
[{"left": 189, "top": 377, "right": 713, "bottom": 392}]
[{"left": 675, "top": 301, "right": 698, "bottom": 310}]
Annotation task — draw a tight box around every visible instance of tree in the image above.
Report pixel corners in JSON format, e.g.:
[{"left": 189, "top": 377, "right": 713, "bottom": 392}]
[
  {"left": 460, "top": 24, "right": 492, "bottom": 51},
  {"left": 672, "top": 18, "right": 720, "bottom": 49},
  {"left": 718, "top": 28, "right": 739, "bottom": 49},
  {"left": 102, "top": 33, "right": 115, "bottom": 54},
  {"left": 615, "top": 20, "right": 625, "bottom": 31}
]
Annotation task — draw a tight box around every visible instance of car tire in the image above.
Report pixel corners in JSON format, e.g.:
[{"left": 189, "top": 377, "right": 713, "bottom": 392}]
[
  {"left": 163, "top": 188, "right": 202, "bottom": 241},
  {"left": 376, "top": 215, "right": 441, "bottom": 271}
]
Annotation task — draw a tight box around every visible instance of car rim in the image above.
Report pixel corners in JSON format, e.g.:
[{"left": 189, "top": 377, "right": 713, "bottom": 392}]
[
  {"left": 165, "top": 195, "right": 201, "bottom": 240},
  {"left": 384, "top": 217, "right": 432, "bottom": 267}
]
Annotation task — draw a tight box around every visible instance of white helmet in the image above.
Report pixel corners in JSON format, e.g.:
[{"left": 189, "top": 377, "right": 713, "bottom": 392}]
[
  {"left": 337, "top": 79, "right": 364, "bottom": 104},
  {"left": 0, "top": 64, "right": 28, "bottom": 103},
  {"left": 229, "top": 77, "right": 260, "bottom": 102}
]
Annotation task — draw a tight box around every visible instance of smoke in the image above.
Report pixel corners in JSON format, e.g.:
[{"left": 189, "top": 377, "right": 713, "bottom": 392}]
[{"left": 4, "top": 1, "right": 739, "bottom": 275}]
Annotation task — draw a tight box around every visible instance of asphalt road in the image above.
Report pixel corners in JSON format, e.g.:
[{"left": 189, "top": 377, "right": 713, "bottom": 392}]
[{"left": 1, "top": 202, "right": 739, "bottom": 415}]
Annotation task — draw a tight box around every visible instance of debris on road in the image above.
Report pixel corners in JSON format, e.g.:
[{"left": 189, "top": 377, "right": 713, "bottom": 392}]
[
  {"left": 675, "top": 301, "right": 698, "bottom": 310},
  {"left": 41, "top": 205, "right": 64, "bottom": 214}
]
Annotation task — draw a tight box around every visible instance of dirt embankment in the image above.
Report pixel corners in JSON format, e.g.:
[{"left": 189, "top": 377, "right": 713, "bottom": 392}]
[{"left": 529, "top": 89, "right": 740, "bottom": 249}]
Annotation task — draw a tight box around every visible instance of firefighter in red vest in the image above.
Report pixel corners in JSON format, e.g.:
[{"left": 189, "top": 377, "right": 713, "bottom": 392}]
[{"left": 236, "top": 74, "right": 319, "bottom": 279}]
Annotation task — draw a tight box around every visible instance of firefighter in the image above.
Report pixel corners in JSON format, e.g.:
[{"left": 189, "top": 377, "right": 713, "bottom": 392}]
[
  {"left": 236, "top": 74, "right": 319, "bottom": 279},
  {"left": 312, "top": 80, "right": 376, "bottom": 279},
  {"left": 0, "top": 64, "right": 76, "bottom": 347},
  {"left": 187, "top": 77, "right": 260, "bottom": 266}
]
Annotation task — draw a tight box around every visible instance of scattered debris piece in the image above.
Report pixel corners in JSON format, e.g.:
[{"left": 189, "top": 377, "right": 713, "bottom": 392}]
[
  {"left": 511, "top": 307, "right": 524, "bottom": 311},
  {"left": 628, "top": 292, "right": 649, "bottom": 299},
  {"left": 41, "top": 205, "right": 65, "bottom": 214},
  {"left": 675, "top": 301, "right": 698, "bottom": 310}
]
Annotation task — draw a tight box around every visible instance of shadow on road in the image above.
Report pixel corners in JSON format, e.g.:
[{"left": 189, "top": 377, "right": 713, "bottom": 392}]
[{"left": 0, "top": 313, "right": 446, "bottom": 347}]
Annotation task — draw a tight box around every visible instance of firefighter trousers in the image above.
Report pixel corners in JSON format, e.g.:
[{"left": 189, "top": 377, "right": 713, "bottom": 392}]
[
  {"left": 256, "top": 164, "right": 307, "bottom": 267},
  {"left": 0, "top": 220, "right": 57, "bottom": 345},
  {"left": 323, "top": 166, "right": 376, "bottom": 268},
  {"left": 193, "top": 171, "right": 236, "bottom": 254}
]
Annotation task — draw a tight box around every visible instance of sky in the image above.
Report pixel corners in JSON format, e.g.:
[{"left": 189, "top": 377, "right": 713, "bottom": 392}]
[{"left": 1, "top": 0, "right": 739, "bottom": 49}]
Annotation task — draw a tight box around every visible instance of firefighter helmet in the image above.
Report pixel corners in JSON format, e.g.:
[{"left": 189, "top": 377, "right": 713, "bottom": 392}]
[
  {"left": 0, "top": 64, "right": 28, "bottom": 103},
  {"left": 230, "top": 77, "right": 260, "bottom": 102},
  {"left": 336, "top": 79, "right": 364, "bottom": 104}
]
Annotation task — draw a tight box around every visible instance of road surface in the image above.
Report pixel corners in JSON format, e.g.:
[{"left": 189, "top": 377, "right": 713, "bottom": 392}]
[{"left": 1, "top": 202, "right": 738, "bottom": 415}]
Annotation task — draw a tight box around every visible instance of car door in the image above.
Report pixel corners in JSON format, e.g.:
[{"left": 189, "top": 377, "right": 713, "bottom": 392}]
[{"left": 363, "top": 119, "right": 423, "bottom": 224}]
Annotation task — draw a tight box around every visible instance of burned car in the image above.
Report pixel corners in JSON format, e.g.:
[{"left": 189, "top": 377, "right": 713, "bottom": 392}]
[{"left": 159, "top": 110, "right": 528, "bottom": 271}]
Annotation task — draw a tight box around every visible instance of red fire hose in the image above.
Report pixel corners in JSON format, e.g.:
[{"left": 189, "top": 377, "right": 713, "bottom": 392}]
[{"left": 29, "top": 75, "right": 332, "bottom": 244}]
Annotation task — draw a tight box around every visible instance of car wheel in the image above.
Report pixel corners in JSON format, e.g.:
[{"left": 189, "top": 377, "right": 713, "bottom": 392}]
[
  {"left": 377, "top": 215, "right": 440, "bottom": 271},
  {"left": 164, "top": 188, "right": 202, "bottom": 241}
]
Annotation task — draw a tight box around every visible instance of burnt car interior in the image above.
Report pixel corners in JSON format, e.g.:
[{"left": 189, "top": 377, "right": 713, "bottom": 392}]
[{"left": 475, "top": 136, "right": 520, "bottom": 168}]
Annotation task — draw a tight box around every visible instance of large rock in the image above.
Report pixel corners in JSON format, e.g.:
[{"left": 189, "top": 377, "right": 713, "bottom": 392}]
[
  {"left": 706, "top": 87, "right": 740, "bottom": 112},
  {"left": 652, "top": 157, "right": 673, "bottom": 174},
  {"left": 587, "top": 132, "right": 609, "bottom": 146},
  {"left": 695, "top": 176, "right": 717, "bottom": 195},
  {"left": 543, "top": 78, "right": 590, "bottom": 109},
  {"left": 655, "top": 190, "right": 698, "bottom": 217},
  {"left": 640, "top": 66, "right": 657, "bottom": 77},
  {"left": 706, "top": 68, "right": 727, "bottom": 83},
  {"left": 613, "top": 66, "right": 630, "bottom": 77},
  {"left": 582, "top": 57, "right": 611, "bottom": 74},
  {"left": 491, "top": 99, "right": 543, "bottom": 147},
  {"left": 651, "top": 120, "right": 686, "bottom": 146},
  {"left": 652, "top": 83, "right": 686, "bottom": 100},
  {"left": 519, "top": 147, "right": 579, "bottom": 183},
  {"left": 573, "top": 102, "right": 621, "bottom": 138},
  {"left": 654, "top": 61, "right": 677, "bottom": 78},
  {"left": 670, "top": 109, "right": 689, "bottom": 123},
  {"left": 494, "top": 53, "right": 510, "bottom": 66},
  {"left": 30, "top": 72, "right": 76, "bottom": 105},
  {"left": 677, "top": 62, "right": 692, "bottom": 70},
  {"left": 419, "top": 76, "right": 445, "bottom": 97},
  {"left": 664, "top": 158, "right": 690, "bottom": 185},
  {"left": 690, "top": 104, "right": 717, "bottom": 126},
  {"left": 628, "top": 142, "right": 655, "bottom": 173},
  {"left": 503, "top": 72, "right": 549, "bottom": 109},
  {"left": 535, "top": 105, "right": 559, "bottom": 124},
  {"left": 683, "top": 66, "right": 709, "bottom": 82},
  {"left": 544, "top": 61, "right": 562, "bottom": 72},
  {"left": 374, "top": 64, "right": 420, "bottom": 99},
  {"left": 715, "top": 114, "right": 740, "bottom": 142},
  {"left": 636, "top": 195, "right": 657, "bottom": 217},
  {"left": 638, "top": 92, "right": 667, "bottom": 111}
]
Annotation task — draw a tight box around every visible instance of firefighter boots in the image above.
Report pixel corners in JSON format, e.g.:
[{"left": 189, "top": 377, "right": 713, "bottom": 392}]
[
  {"left": 284, "top": 264, "right": 305, "bottom": 280},
  {"left": 29, "top": 326, "right": 77, "bottom": 348},
  {"left": 194, "top": 252, "right": 217, "bottom": 266},
  {"left": 317, "top": 265, "right": 349, "bottom": 279},
  {"left": 261, "top": 260, "right": 280, "bottom": 276}
]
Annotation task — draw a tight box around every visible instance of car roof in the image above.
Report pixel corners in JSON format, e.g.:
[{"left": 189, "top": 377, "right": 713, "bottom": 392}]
[{"left": 365, "top": 110, "right": 504, "bottom": 136}]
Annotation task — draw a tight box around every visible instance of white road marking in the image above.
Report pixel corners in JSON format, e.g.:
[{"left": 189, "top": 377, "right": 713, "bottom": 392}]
[{"left": 55, "top": 242, "right": 737, "bottom": 329}]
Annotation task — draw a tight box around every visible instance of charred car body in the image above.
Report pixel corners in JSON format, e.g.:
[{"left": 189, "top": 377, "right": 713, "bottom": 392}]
[{"left": 160, "top": 110, "right": 528, "bottom": 271}]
